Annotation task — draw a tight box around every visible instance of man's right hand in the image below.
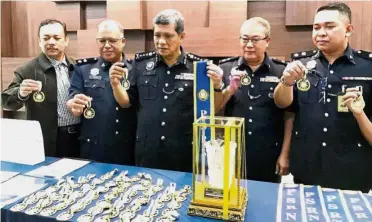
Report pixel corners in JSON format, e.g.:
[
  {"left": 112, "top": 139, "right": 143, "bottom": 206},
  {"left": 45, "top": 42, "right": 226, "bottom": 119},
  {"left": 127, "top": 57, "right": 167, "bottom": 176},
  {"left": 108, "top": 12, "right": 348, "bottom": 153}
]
[
  {"left": 19, "top": 79, "right": 40, "bottom": 97},
  {"left": 282, "top": 61, "right": 307, "bottom": 84},
  {"left": 67, "top": 94, "right": 92, "bottom": 116},
  {"left": 109, "top": 62, "right": 127, "bottom": 88}
]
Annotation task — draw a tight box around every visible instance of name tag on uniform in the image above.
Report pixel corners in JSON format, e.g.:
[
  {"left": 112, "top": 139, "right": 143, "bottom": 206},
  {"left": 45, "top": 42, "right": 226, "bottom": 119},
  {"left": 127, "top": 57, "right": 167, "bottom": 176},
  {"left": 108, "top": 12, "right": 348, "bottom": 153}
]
[
  {"left": 175, "top": 73, "right": 194, "bottom": 80},
  {"left": 342, "top": 77, "right": 372, "bottom": 81},
  {"left": 260, "top": 76, "right": 280, "bottom": 83},
  {"left": 143, "top": 70, "right": 156, "bottom": 76}
]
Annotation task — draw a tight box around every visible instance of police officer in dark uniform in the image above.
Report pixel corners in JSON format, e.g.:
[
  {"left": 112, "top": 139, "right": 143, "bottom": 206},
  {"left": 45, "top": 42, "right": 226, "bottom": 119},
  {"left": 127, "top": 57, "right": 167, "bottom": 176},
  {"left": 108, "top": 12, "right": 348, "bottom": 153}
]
[
  {"left": 274, "top": 2, "right": 372, "bottom": 191},
  {"left": 67, "top": 20, "right": 136, "bottom": 165},
  {"left": 110, "top": 9, "right": 224, "bottom": 172},
  {"left": 218, "top": 17, "right": 294, "bottom": 183}
]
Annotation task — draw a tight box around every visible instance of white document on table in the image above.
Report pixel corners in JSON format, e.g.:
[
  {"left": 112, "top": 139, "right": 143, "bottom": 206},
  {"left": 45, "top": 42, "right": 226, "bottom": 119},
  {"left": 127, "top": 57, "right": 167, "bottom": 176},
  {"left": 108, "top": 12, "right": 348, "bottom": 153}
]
[
  {"left": 0, "top": 171, "right": 20, "bottom": 183},
  {"left": 25, "top": 158, "right": 90, "bottom": 179},
  {"left": 0, "top": 118, "right": 45, "bottom": 165},
  {"left": 0, "top": 175, "right": 47, "bottom": 208}
]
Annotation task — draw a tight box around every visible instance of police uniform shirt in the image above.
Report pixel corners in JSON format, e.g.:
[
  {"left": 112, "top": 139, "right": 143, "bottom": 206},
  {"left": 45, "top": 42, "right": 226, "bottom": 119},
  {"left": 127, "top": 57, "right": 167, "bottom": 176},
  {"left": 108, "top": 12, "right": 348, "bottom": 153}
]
[
  {"left": 289, "top": 46, "right": 372, "bottom": 191},
  {"left": 127, "top": 47, "right": 202, "bottom": 172},
  {"left": 219, "top": 54, "right": 287, "bottom": 181},
  {"left": 69, "top": 55, "right": 137, "bottom": 165}
]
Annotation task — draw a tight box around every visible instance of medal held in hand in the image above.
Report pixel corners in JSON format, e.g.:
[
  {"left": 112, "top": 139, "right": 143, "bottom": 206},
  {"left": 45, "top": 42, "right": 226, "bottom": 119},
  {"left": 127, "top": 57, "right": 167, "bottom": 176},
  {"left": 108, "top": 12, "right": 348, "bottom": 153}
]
[
  {"left": 240, "top": 75, "right": 251, "bottom": 86},
  {"left": 121, "top": 65, "right": 130, "bottom": 90},
  {"left": 33, "top": 81, "right": 45, "bottom": 102},
  {"left": 83, "top": 100, "right": 95, "bottom": 119},
  {"left": 297, "top": 69, "right": 310, "bottom": 91}
]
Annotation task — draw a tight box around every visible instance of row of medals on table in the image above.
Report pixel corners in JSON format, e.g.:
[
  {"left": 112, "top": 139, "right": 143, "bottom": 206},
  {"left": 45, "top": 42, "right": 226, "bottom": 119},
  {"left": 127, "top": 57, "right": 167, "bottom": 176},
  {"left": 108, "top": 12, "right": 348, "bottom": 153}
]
[
  {"left": 10, "top": 169, "right": 191, "bottom": 222},
  {"left": 237, "top": 65, "right": 365, "bottom": 111}
]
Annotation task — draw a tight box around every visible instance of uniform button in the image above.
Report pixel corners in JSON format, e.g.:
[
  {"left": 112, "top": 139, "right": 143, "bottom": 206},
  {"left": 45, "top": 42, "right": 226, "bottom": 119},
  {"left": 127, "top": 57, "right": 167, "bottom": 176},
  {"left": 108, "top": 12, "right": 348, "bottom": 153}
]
[
  {"left": 295, "top": 131, "right": 298, "bottom": 135},
  {"left": 248, "top": 131, "right": 252, "bottom": 135},
  {"left": 87, "top": 139, "right": 90, "bottom": 142},
  {"left": 116, "top": 107, "right": 119, "bottom": 111},
  {"left": 323, "top": 128, "right": 327, "bottom": 132},
  {"left": 252, "top": 74, "right": 255, "bottom": 77},
  {"left": 325, "top": 113, "right": 329, "bottom": 117},
  {"left": 358, "top": 143, "right": 362, "bottom": 147},
  {"left": 167, "top": 71, "right": 170, "bottom": 75},
  {"left": 161, "top": 122, "right": 166, "bottom": 126},
  {"left": 161, "top": 136, "right": 165, "bottom": 140},
  {"left": 275, "top": 143, "right": 278, "bottom": 146},
  {"left": 270, "top": 87, "right": 273, "bottom": 90},
  {"left": 185, "top": 84, "right": 188, "bottom": 87},
  {"left": 328, "top": 84, "right": 332, "bottom": 89},
  {"left": 322, "top": 142, "right": 326, "bottom": 147},
  {"left": 248, "top": 119, "right": 252, "bottom": 123},
  {"left": 116, "top": 119, "right": 119, "bottom": 123},
  {"left": 249, "top": 106, "right": 253, "bottom": 110},
  {"left": 163, "top": 108, "right": 167, "bottom": 112},
  {"left": 164, "top": 95, "right": 168, "bottom": 100},
  {"left": 115, "top": 131, "right": 119, "bottom": 135},
  {"left": 165, "top": 83, "right": 169, "bottom": 87},
  {"left": 145, "top": 80, "right": 148, "bottom": 84},
  {"left": 251, "top": 84, "right": 255, "bottom": 88},
  {"left": 330, "top": 70, "right": 334, "bottom": 74},
  {"left": 327, "top": 98, "right": 331, "bottom": 103}
]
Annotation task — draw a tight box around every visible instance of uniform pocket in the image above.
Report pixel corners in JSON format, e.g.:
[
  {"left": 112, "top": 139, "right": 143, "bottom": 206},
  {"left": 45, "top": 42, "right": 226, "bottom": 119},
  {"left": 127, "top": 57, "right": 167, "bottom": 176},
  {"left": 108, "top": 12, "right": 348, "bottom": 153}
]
[
  {"left": 138, "top": 76, "right": 158, "bottom": 100},
  {"left": 84, "top": 80, "right": 106, "bottom": 101}
]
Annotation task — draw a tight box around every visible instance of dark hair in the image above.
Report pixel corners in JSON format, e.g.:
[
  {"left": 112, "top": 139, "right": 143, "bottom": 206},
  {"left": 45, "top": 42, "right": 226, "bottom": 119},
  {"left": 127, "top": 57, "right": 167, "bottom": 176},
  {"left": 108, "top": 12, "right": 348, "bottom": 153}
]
[
  {"left": 38, "top": 19, "right": 67, "bottom": 37},
  {"left": 316, "top": 2, "right": 352, "bottom": 23},
  {"left": 153, "top": 9, "right": 184, "bottom": 34}
]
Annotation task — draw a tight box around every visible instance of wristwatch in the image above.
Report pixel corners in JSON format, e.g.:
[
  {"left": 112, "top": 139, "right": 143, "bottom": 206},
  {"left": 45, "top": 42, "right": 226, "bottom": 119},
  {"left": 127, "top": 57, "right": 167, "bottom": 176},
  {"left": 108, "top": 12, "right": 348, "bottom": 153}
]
[
  {"left": 280, "top": 76, "right": 296, "bottom": 87},
  {"left": 214, "top": 82, "right": 225, "bottom": 92}
]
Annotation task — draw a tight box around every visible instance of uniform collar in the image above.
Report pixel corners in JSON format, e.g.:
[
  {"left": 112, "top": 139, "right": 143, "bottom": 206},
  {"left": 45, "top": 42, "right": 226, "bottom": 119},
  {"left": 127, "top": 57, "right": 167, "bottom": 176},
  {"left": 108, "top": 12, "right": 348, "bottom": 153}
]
[
  {"left": 237, "top": 52, "right": 271, "bottom": 71},
  {"left": 315, "top": 44, "right": 356, "bottom": 65},
  {"left": 100, "top": 53, "right": 128, "bottom": 70},
  {"left": 155, "top": 46, "right": 188, "bottom": 68}
]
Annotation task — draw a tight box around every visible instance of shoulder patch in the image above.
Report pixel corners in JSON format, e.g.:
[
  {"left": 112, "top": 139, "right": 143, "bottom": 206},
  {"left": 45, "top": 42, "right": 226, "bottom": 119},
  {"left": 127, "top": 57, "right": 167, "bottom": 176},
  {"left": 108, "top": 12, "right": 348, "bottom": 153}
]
[
  {"left": 76, "top": 57, "right": 98, "bottom": 66},
  {"left": 186, "top": 53, "right": 202, "bottom": 61},
  {"left": 218, "top": 56, "right": 239, "bottom": 65},
  {"left": 356, "top": 50, "right": 372, "bottom": 60},
  {"left": 290, "top": 50, "right": 318, "bottom": 60},
  {"left": 271, "top": 58, "right": 288, "bottom": 65},
  {"left": 134, "top": 51, "right": 156, "bottom": 61}
]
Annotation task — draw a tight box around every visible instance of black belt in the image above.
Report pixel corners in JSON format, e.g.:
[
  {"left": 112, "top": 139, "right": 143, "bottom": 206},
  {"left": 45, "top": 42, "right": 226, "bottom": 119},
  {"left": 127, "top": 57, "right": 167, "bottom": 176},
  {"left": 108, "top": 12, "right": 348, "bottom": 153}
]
[{"left": 58, "top": 124, "right": 80, "bottom": 134}]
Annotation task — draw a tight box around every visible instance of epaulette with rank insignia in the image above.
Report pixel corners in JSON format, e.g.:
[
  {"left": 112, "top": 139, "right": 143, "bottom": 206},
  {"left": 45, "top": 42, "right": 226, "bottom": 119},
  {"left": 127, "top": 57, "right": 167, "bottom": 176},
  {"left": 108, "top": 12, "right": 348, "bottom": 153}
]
[
  {"left": 356, "top": 50, "right": 372, "bottom": 60},
  {"left": 76, "top": 57, "right": 98, "bottom": 66},
  {"left": 134, "top": 51, "right": 156, "bottom": 61},
  {"left": 271, "top": 58, "right": 288, "bottom": 65},
  {"left": 186, "top": 53, "right": 202, "bottom": 61},
  {"left": 218, "top": 56, "right": 239, "bottom": 65},
  {"left": 290, "top": 50, "right": 318, "bottom": 60}
]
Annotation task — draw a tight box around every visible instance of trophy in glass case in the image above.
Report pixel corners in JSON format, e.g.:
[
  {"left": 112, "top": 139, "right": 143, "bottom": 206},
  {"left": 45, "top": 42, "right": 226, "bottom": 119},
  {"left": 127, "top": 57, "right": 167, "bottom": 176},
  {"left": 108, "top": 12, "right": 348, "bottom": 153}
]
[{"left": 188, "top": 116, "right": 248, "bottom": 221}]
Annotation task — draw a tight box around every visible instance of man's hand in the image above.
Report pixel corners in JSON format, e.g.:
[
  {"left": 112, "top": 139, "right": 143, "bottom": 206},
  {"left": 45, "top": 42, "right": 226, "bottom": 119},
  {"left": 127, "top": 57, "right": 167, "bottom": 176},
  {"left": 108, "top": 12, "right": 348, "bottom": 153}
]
[
  {"left": 67, "top": 94, "right": 92, "bottom": 117},
  {"left": 281, "top": 61, "right": 307, "bottom": 85},
  {"left": 19, "top": 79, "right": 40, "bottom": 97},
  {"left": 342, "top": 87, "right": 365, "bottom": 115},
  {"left": 276, "top": 153, "right": 290, "bottom": 176},
  {"left": 109, "top": 62, "right": 127, "bottom": 87},
  {"left": 206, "top": 62, "right": 223, "bottom": 89}
]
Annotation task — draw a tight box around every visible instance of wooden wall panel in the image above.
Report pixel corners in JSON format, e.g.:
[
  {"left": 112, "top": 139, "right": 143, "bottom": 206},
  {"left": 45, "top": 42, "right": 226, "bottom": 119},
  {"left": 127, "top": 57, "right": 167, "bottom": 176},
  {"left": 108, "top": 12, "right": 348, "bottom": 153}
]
[
  {"left": 285, "top": 1, "right": 333, "bottom": 26},
  {"left": 143, "top": 1, "right": 209, "bottom": 30},
  {"left": 347, "top": 1, "right": 363, "bottom": 50},
  {"left": 107, "top": 0, "right": 143, "bottom": 29},
  {"left": 11, "top": 1, "right": 30, "bottom": 57},
  {"left": 209, "top": 1, "right": 247, "bottom": 28},
  {"left": 361, "top": 1, "right": 372, "bottom": 51},
  {"left": 248, "top": 1, "right": 314, "bottom": 60},
  {"left": 85, "top": 1, "right": 107, "bottom": 29},
  {"left": 1, "top": 1, "right": 13, "bottom": 57}
]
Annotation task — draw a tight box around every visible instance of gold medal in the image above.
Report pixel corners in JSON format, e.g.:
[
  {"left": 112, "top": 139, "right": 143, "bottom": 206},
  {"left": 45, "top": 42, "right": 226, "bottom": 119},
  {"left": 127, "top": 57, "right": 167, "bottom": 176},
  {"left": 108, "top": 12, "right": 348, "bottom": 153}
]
[
  {"left": 83, "top": 108, "right": 95, "bottom": 119},
  {"left": 10, "top": 203, "right": 27, "bottom": 212},
  {"left": 33, "top": 91, "right": 45, "bottom": 102},
  {"left": 351, "top": 96, "right": 365, "bottom": 111},
  {"left": 241, "top": 75, "right": 251, "bottom": 85},
  {"left": 40, "top": 207, "right": 57, "bottom": 216},
  {"left": 122, "top": 79, "right": 130, "bottom": 90},
  {"left": 77, "top": 214, "right": 93, "bottom": 222},
  {"left": 56, "top": 211, "right": 74, "bottom": 221},
  {"left": 297, "top": 79, "right": 311, "bottom": 91}
]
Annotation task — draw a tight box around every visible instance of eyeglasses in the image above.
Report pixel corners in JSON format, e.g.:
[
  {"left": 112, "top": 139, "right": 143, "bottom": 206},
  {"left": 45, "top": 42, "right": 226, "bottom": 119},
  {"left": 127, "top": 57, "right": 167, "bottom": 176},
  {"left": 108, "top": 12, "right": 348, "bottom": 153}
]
[
  {"left": 239, "top": 36, "right": 269, "bottom": 44},
  {"left": 96, "top": 38, "right": 124, "bottom": 46}
]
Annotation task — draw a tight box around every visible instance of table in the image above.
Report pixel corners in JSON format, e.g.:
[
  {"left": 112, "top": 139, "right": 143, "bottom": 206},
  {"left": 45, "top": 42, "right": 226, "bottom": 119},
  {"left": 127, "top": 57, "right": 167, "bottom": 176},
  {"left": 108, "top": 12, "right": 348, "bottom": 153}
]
[{"left": 1, "top": 158, "right": 278, "bottom": 222}]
